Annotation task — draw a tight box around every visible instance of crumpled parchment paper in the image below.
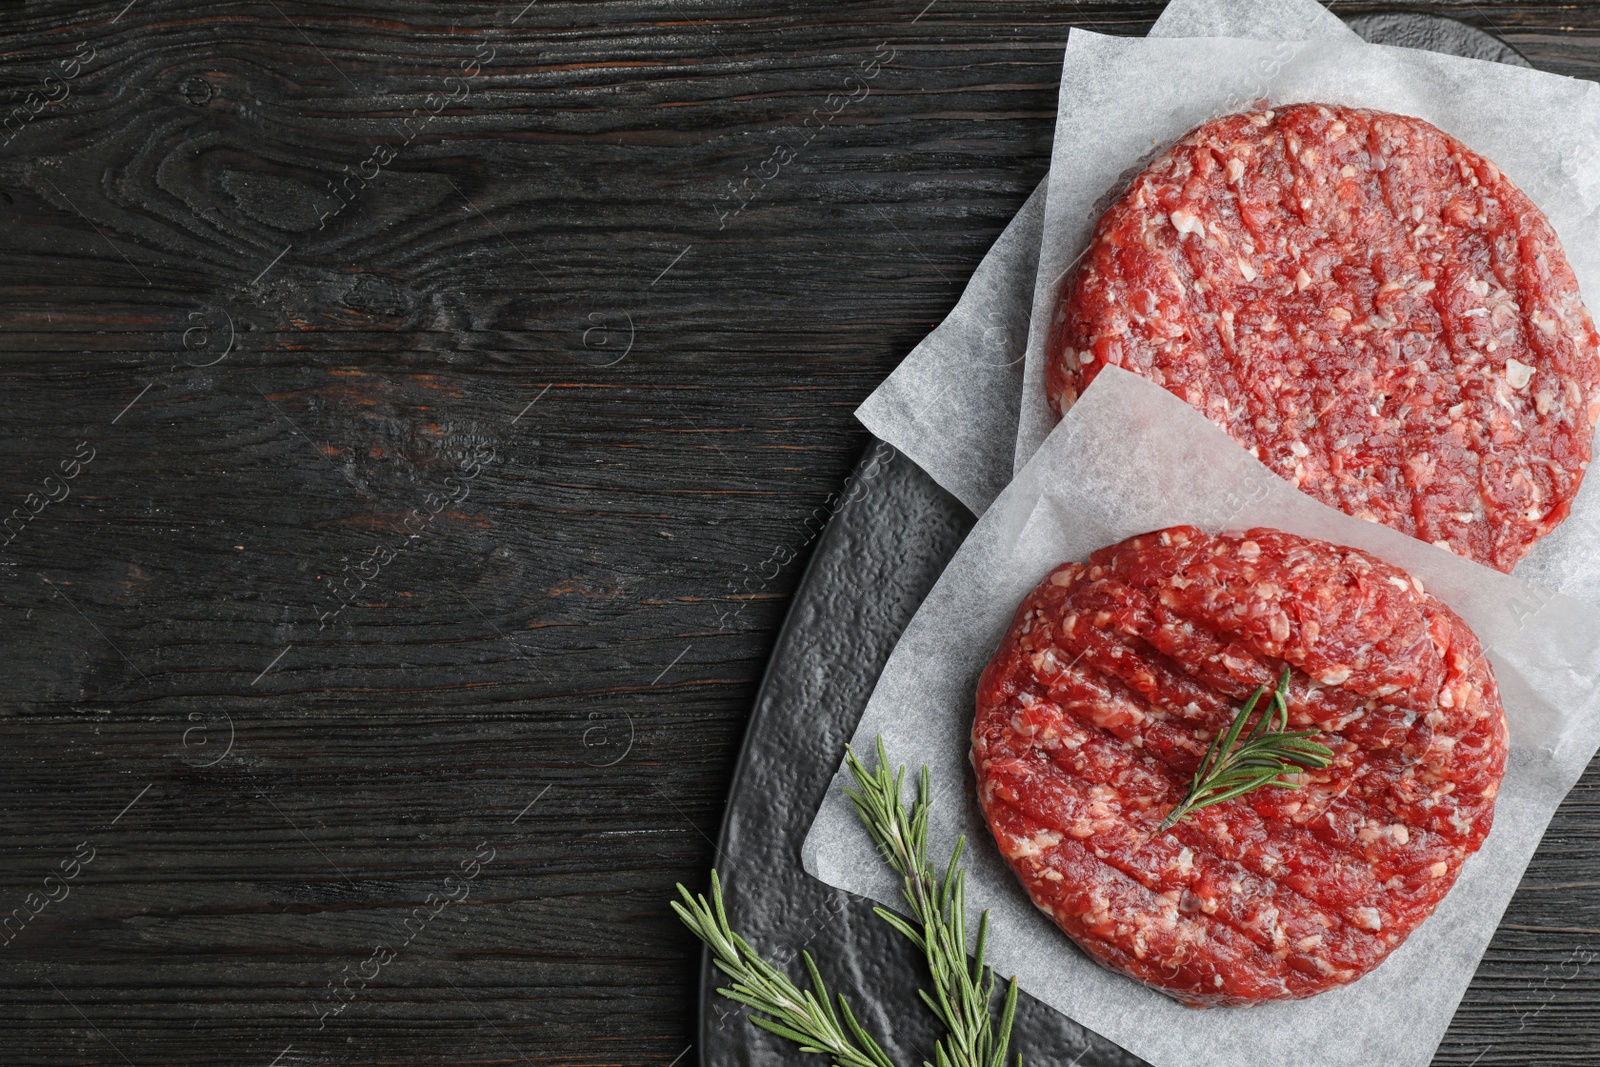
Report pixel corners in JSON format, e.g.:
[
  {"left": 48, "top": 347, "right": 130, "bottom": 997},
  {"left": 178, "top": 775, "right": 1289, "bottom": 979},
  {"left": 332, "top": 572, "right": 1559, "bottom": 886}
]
[
  {"left": 806, "top": 367, "right": 1600, "bottom": 1067},
  {"left": 1011, "top": 24, "right": 1600, "bottom": 607}
]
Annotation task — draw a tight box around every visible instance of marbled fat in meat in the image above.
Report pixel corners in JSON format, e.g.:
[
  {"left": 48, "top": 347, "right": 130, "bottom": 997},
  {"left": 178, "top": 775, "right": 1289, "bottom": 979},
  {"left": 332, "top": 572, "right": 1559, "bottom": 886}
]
[
  {"left": 1048, "top": 104, "right": 1600, "bottom": 572},
  {"left": 971, "top": 527, "right": 1507, "bottom": 1006}
]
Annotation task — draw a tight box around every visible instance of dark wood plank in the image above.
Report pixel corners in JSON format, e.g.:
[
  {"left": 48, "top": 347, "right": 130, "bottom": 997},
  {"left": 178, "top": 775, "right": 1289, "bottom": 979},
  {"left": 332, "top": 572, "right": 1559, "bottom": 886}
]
[{"left": 0, "top": 2, "right": 1596, "bottom": 1065}]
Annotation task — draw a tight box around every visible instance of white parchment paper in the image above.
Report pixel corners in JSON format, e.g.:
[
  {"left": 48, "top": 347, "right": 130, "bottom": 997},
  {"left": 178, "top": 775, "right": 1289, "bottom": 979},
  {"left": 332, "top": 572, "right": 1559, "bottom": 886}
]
[
  {"left": 1012, "top": 27, "right": 1600, "bottom": 606},
  {"left": 805, "top": 368, "right": 1600, "bottom": 1067},
  {"left": 853, "top": 0, "right": 1356, "bottom": 515}
]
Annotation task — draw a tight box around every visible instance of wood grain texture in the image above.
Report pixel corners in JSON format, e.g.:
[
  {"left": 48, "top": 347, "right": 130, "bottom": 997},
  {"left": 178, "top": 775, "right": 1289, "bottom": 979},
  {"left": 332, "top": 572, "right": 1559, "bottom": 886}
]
[{"left": 0, "top": 1, "right": 1596, "bottom": 1065}]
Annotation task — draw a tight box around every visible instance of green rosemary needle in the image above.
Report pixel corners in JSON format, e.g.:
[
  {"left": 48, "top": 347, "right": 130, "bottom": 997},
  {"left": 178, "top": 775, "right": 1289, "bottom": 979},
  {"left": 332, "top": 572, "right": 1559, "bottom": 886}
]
[
  {"left": 1158, "top": 667, "right": 1336, "bottom": 834},
  {"left": 672, "top": 736, "right": 1020, "bottom": 1067},
  {"left": 672, "top": 871, "right": 896, "bottom": 1067},
  {"left": 844, "top": 738, "right": 1019, "bottom": 1067}
]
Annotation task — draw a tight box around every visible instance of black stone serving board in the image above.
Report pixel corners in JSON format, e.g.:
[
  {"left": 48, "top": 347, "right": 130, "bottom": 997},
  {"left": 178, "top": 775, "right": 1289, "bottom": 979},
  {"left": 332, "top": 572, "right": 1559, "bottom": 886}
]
[{"left": 701, "top": 16, "right": 1532, "bottom": 1067}]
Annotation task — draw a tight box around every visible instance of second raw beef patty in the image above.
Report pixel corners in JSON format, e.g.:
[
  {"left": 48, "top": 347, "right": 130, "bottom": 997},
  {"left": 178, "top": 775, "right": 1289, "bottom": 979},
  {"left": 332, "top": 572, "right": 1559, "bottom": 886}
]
[
  {"left": 1046, "top": 103, "right": 1600, "bottom": 572},
  {"left": 972, "top": 527, "right": 1507, "bottom": 1006}
]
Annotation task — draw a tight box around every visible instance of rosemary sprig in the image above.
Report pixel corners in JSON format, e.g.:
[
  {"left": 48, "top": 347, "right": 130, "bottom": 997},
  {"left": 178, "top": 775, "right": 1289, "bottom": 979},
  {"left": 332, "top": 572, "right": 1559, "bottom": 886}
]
[
  {"left": 1159, "top": 666, "right": 1335, "bottom": 833},
  {"left": 672, "top": 871, "right": 896, "bottom": 1067},
  {"left": 672, "top": 736, "right": 1020, "bottom": 1067},
  {"left": 844, "top": 738, "right": 1019, "bottom": 1067}
]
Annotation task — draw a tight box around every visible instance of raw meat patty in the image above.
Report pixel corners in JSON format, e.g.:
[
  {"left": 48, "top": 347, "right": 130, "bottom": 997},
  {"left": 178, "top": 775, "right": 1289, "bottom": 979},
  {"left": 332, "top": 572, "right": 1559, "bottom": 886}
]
[
  {"left": 1047, "top": 103, "right": 1600, "bottom": 572},
  {"left": 972, "top": 527, "right": 1507, "bottom": 1006}
]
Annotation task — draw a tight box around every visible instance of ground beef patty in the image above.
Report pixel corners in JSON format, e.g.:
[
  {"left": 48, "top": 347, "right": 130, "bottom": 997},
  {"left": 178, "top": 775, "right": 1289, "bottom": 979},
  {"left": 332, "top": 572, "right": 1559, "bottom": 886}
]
[
  {"left": 972, "top": 527, "right": 1507, "bottom": 1006},
  {"left": 1047, "top": 103, "right": 1600, "bottom": 572}
]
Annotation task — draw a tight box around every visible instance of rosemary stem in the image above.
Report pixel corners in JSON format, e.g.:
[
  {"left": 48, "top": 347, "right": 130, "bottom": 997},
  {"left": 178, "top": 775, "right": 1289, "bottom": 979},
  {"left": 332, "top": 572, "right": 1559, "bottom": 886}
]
[
  {"left": 674, "top": 735, "right": 1021, "bottom": 1067},
  {"left": 846, "top": 739, "right": 1019, "bottom": 1067},
  {"left": 1159, "top": 667, "right": 1336, "bottom": 833}
]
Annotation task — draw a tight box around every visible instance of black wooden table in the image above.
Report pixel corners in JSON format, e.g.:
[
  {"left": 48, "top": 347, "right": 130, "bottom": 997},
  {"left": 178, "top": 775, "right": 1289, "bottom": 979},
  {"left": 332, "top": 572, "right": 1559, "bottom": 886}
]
[{"left": 1, "top": 2, "right": 1596, "bottom": 1065}]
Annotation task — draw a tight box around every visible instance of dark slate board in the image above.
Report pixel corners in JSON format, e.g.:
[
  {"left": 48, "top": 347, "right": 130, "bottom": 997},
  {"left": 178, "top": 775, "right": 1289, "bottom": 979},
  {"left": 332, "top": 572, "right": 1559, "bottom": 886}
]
[{"left": 702, "top": 15, "right": 1574, "bottom": 1067}]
